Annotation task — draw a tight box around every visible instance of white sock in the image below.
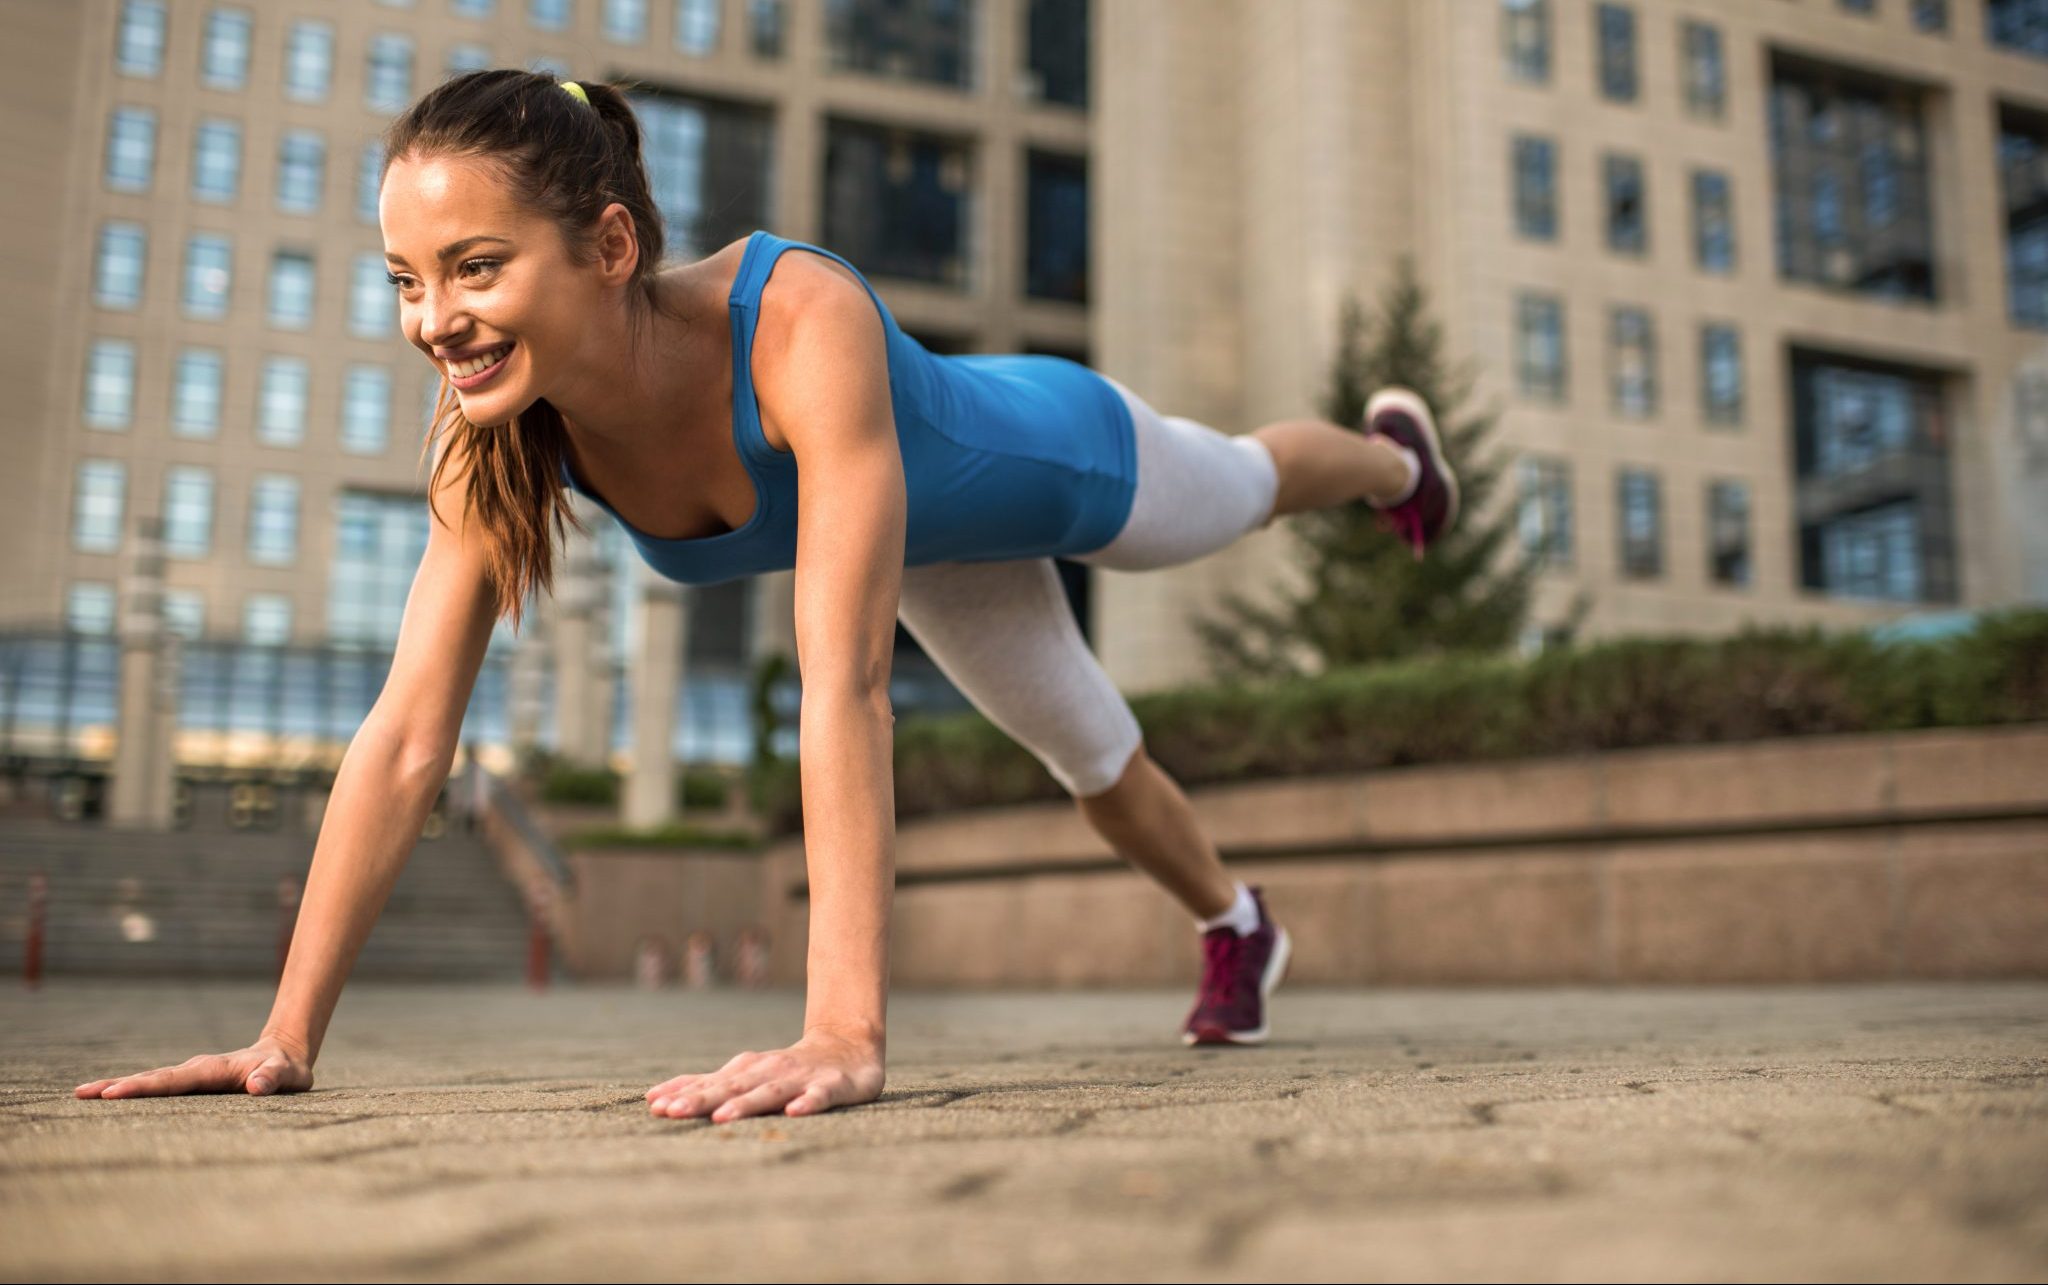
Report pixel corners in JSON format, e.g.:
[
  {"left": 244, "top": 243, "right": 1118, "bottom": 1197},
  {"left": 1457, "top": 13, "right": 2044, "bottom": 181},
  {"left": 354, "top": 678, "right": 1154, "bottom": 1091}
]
[
  {"left": 1374, "top": 445, "right": 1421, "bottom": 508},
  {"left": 1196, "top": 881, "right": 1260, "bottom": 936}
]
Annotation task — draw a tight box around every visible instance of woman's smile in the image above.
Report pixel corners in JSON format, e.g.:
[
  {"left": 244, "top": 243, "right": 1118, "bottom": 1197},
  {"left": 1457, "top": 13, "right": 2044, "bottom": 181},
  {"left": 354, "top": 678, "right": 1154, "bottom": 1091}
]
[{"left": 449, "top": 342, "right": 516, "bottom": 390}]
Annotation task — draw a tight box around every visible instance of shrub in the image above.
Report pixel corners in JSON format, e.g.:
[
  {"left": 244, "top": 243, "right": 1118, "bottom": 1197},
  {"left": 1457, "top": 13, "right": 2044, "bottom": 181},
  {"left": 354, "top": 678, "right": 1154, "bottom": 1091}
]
[{"left": 743, "top": 609, "right": 2048, "bottom": 837}]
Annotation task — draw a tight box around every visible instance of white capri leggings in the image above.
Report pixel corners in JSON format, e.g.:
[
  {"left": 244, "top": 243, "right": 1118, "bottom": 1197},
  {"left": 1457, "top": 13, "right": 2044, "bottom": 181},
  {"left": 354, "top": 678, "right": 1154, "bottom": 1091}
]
[{"left": 894, "top": 375, "right": 1281, "bottom": 798}]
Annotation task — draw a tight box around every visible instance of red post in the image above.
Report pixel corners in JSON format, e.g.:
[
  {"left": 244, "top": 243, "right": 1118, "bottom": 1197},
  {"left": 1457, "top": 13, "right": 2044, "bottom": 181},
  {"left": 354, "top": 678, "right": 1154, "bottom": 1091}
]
[
  {"left": 23, "top": 870, "right": 47, "bottom": 990},
  {"left": 525, "top": 887, "right": 551, "bottom": 991},
  {"left": 276, "top": 876, "right": 301, "bottom": 982}
]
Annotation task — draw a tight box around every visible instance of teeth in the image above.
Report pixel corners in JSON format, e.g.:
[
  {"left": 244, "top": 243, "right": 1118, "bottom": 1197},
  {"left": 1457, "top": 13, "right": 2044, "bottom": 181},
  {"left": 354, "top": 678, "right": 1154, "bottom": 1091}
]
[{"left": 451, "top": 345, "right": 511, "bottom": 378}]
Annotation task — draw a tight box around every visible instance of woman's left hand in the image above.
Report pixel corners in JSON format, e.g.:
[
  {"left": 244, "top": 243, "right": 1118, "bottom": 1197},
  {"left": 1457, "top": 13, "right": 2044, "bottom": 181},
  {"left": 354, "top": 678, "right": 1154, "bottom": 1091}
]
[{"left": 645, "top": 1027, "right": 886, "bottom": 1122}]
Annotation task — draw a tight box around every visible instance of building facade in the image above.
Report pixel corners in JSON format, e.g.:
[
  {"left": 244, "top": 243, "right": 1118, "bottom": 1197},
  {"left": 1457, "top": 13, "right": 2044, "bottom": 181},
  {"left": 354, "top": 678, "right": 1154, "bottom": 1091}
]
[
  {"left": 1091, "top": 0, "right": 2048, "bottom": 692},
  {"left": 1, "top": 0, "right": 2043, "bottom": 771}
]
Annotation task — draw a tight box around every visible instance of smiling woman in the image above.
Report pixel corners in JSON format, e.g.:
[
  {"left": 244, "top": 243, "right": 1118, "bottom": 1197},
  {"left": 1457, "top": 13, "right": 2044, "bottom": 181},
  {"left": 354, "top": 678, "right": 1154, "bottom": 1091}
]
[{"left": 72, "top": 67, "right": 1459, "bottom": 1128}]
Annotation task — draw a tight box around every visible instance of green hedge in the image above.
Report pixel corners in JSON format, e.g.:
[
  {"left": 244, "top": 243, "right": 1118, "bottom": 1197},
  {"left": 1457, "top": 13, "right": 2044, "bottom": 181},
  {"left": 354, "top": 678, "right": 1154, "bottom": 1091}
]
[
  {"left": 537, "top": 763, "right": 734, "bottom": 811},
  {"left": 746, "top": 608, "right": 2048, "bottom": 836}
]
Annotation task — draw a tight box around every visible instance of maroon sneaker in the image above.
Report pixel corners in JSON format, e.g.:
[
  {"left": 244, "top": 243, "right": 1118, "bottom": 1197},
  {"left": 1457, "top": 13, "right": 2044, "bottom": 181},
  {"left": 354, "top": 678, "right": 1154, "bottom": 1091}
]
[
  {"left": 1363, "top": 387, "right": 1460, "bottom": 560},
  {"left": 1182, "top": 885, "right": 1292, "bottom": 1046}
]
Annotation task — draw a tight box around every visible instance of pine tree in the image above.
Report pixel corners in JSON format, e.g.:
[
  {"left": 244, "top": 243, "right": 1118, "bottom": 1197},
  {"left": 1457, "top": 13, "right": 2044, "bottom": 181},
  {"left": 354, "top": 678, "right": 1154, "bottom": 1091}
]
[{"left": 1193, "top": 256, "right": 1543, "bottom": 680}]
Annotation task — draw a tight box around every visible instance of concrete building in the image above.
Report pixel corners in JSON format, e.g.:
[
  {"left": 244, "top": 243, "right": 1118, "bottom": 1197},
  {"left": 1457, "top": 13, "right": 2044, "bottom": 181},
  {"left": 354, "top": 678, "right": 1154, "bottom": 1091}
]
[
  {"left": 1094, "top": 0, "right": 2048, "bottom": 689},
  {"left": 1, "top": 0, "right": 2043, "bottom": 777}
]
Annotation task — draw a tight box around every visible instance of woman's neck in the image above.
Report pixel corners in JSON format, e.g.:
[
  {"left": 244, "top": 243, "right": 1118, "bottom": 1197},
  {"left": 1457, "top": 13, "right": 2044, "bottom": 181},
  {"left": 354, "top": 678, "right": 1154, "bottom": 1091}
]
[{"left": 552, "top": 267, "right": 720, "bottom": 458}]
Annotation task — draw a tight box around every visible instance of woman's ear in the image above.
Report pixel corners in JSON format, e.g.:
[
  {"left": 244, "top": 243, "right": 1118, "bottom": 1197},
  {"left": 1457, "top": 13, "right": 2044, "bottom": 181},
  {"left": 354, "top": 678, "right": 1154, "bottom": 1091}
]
[{"left": 593, "top": 201, "right": 639, "bottom": 284}]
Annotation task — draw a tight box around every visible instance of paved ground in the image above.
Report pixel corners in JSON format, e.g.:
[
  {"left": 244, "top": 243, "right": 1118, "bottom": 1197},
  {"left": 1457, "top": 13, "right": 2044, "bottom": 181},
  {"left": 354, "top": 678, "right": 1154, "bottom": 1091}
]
[{"left": 2, "top": 981, "right": 2045, "bottom": 1283}]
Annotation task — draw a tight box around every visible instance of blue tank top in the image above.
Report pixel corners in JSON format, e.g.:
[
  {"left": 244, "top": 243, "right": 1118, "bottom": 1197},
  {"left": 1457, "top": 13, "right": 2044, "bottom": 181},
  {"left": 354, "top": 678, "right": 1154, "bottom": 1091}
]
[{"left": 556, "top": 230, "right": 1138, "bottom": 587}]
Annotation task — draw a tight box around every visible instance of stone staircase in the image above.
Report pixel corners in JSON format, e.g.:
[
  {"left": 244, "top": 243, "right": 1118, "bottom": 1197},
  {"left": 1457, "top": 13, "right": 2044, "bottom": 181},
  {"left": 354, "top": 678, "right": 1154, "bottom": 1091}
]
[{"left": 0, "top": 792, "right": 535, "bottom": 981}]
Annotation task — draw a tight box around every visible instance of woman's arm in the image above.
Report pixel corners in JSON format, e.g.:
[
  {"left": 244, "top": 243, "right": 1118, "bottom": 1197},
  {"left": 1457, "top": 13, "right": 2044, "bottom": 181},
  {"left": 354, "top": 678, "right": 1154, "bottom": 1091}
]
[
  {"left": 644, "top": 263, "right": 905, "bottom": 1123},
  {"left": 77, "top": 444, "right": 501, "bottom": 1098}
]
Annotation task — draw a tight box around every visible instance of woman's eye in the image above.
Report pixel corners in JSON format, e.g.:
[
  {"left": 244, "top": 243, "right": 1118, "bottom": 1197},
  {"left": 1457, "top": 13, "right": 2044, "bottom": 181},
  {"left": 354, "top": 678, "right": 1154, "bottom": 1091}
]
[
  {"left": 384, "top": 272, "right": 409, "bottom": 289},
  {"left": 460, "top": 258, "right": 500, "bottom": 278}
]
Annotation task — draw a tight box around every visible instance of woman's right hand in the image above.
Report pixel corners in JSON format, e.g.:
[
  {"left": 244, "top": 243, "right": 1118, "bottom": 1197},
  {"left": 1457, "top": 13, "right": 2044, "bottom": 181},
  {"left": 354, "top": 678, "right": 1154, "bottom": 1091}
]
[{"left": 74, "top": 1037, "right": 314, "bottom": 1099}]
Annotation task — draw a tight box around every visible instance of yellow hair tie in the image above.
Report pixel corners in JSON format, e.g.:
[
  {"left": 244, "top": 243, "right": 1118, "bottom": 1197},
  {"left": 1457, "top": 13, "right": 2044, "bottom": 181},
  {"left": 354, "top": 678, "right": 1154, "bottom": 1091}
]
[{"left": 560, "top": 80, "right": 588, "bottom": 105}]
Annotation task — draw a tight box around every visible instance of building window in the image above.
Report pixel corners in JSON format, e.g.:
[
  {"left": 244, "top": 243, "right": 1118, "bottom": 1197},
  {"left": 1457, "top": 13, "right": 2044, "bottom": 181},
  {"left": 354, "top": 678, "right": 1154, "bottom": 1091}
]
[
  {"left": 1693, "top": 168, "right": 1735, "bottom": 272},
  {"left": 1771, "top": 56, "right": 1935, "bottom": 300},
  {"left": 201, "top": 7, "right": 253, "bottom": 90},
  {"left": 247, "top": 474, "right": 301, "bottom": 566},
  {"left": 746, "top": 0, "right": 785, "bottom": 56},
  {"left": 1682, "top": 21, "right": 1724, "bottom": 119},
  {"left": 676, "top": 0, "right": 720, "bottom": 53},
  {"left": 1516, "top": 292, "right": 1567, "bottom": 400},
  {"left": 341, "top": 365, "right": 392, "bottom": 454},
  {"left": 1840, "top": 0, "right": 1876, "bottom": 13},
  {"left": 1792, "top": 350, "right": 1955, "bottom": 602},
  {"left": 192, "top": 118, "right": 241, "bottom": 202},
  {"left": 162, "top": 589, "right": 205, "bottom": 640},
  {"left": 1988, "top": 0, "right": 2048, "bottom": 56},
  {"left": 1700, "top": 323, "right": 1743, "bottom": 426},
  {"left": 530, "top": 0, "right": 572, "bottom": 31},
  {"left": 182, "top": 233, "right": 233, "bottom": 319},
  {"left": 115, "top": 0, "right": 167, "bottom": 76},
  {"left": 104, "top": 107, "right": 155, "bottom": 192},
  {"left": 173, "top": 348, "right": 225, "bottom": 437},
  {"left": 1596, "top": 3, "right": 1636, "bottom": 103},
  {"left": 603, "top": 0, "right": 649, "bottom": 42},
  {"left": 242, "top": 594, "right": 292, "bottom": 645},
  {"left": 366, "top": 34, "right": 415, "bottom": 112},
  {"left": 630, "top": 91, "right": 775, "bottom": 262},
  {"left": 1707, "top": 479, "right": 1752, "bottom": 587},
  {"left": 268, "top": 250, "right": 316, "bottom": 329},
  {"left": 1025, "top": 0, "right": 1087, "bottom": 106},
  {"left": 825, "top": 0, "right": 978, "bottom": 91},
  {"left": 1025, "top": 149, "right": 1087, "bottom": 303},
  {"left": 330, "top": 493, "right": 432, "bottom": 646},
  {"left": 284, "top": 21, "right": 334, "bottom": 103},
  {"left": 258, "top": 357, "right": 309, "bottom": 446},
  {"left": 94, "top": 222, "right": 147, "bottom": 310},
  {"left": 67, "top": 583, "right": 118, "bottom": 635},
  {"left": 823, "top": 117, "right": 972, "bottom": 288},
  {"left": 163, "top": 467, "right": 215, "bottom": 559},
  {"left": 1513, "top": 135, "right": 1557, "bottom": 241},
  {"left": 1912, "top": 0, "right": 1949, "bottom": 32},
  {"left": 1617, "top": 469, "right": 1662, "bottom": 578},
  {"left": 1502, "top": 0, "right": 1549, "bottom": 83},
  {"left": 276, "top": 130, "right": 326, "bottom": 214},
  {"left": 453, "top": 0, "right": 495, "bottom": 16},
  {"left": 1610, "top": 306, "right": 1656, "bottom": 418},
  {"left": 446, "top": 43, "right": 492, "bottom": 76},
  {"left": 350, "top": 252, "right": 397, "bottom": 338},
  {"left": 357, "top": 141, "right": 384, "bottom": 223},
  {"left": 72, "top": 460, "right": 127, "bottom": 554},
  {"left": 1517, "top": 455, "right": 1573, "bottom": 566},
  {"left": 1999, "top": 105, "right": 2048, "bottom": 329},
  {"left": 83, "top": 340, "right": 136, "bottom": 430},
  {"left": 1604, "top": 153, "right": 1646, "bottom": 255}
]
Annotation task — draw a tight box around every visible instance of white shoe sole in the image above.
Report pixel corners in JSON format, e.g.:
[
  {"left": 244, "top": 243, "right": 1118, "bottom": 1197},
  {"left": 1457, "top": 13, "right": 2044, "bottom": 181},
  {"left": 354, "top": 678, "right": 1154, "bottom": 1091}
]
[
  {"left": 1365, "top": 386, "right": 1460, "bottom": 535},
  {"left": 1181, "top": 925, "right": 1292, "bottom": 1046}
]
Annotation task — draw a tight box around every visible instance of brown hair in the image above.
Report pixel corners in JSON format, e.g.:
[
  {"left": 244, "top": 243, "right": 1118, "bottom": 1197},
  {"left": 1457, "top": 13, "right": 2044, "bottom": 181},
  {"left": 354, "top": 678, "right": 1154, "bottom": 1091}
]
[{"left": 382, "top": 69, "right": 681, "bottom": 632}]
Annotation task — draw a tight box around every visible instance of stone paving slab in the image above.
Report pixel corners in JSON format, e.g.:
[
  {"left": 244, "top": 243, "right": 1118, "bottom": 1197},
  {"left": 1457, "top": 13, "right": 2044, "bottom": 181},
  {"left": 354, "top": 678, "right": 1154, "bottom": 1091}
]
[{"left": 2, "top": 981, "right": 2046, "bottom": 1282}]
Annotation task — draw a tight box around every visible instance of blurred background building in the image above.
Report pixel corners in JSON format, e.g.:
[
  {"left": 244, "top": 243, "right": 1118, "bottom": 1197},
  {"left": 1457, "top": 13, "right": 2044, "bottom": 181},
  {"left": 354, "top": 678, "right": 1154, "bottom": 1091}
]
[{"left": 0, "top": 0, "right": 2042, "bottom": 776}]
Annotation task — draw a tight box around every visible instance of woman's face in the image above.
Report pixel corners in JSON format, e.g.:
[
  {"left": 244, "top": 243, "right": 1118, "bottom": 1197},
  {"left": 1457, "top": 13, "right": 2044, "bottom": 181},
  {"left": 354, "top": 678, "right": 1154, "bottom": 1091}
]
[{"left": 380, "top": 153, "right": 619, "bottom": 427}]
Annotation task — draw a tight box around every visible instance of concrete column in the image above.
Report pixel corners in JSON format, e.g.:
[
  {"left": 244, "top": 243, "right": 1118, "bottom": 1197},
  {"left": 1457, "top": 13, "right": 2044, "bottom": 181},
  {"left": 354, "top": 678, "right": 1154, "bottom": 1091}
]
[
  {"left": 506, "top": 609, "right": 548, "bottom": 761},
  {"left": 622, "top": 561, "right": 688, "bottom": 830},
  {"left": 109, "top": 514, "right": 175, "bottom": 829},
  {"left": 748, "top": 570, "right": 798, "bottom": 666},
  {"left": 550, "top": 498, "right": 609, "bottom": 766}
]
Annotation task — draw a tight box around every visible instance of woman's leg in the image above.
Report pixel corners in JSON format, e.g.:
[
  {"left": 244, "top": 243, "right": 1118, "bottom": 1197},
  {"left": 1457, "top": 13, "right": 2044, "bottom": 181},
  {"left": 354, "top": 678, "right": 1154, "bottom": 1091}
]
[
  {"left": 894, "top": 559, "right": 1235, "bottom": 921},
  {"left": 1251, "top": 417, "right": 1416, "bottom": 517}
]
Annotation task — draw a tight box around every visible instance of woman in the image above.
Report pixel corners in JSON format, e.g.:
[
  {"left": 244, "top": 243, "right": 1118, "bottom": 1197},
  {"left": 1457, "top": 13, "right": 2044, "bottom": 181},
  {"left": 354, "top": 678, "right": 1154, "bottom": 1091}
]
[{"left": 74, "top": 72, "right": 1456, "bottom": 1123}]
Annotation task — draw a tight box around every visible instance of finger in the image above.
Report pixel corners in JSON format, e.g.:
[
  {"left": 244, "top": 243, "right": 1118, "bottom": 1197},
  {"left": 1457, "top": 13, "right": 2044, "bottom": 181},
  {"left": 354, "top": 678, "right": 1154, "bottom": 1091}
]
[
  {"left": 74, "top": 1079, "right": 119, "bottom": 1098},
  {"left": 784, "top": 1083, "right": 834, "bottom": 1117},
  {"left": 646, "top": 1072, "right": 705, "bottom": 1101},
  {"left": 246, "top": 1057, "right": 290, "bottom": 1095},
  {"left": 654, "top": 1065, "right": 773, "bottom": 1118},
  {"left": 103, "top": 1058, "right": 226, "bottom": 1098},
  {"left": 710, "top": 1079, "right": 801, "bottom": 1124}
]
